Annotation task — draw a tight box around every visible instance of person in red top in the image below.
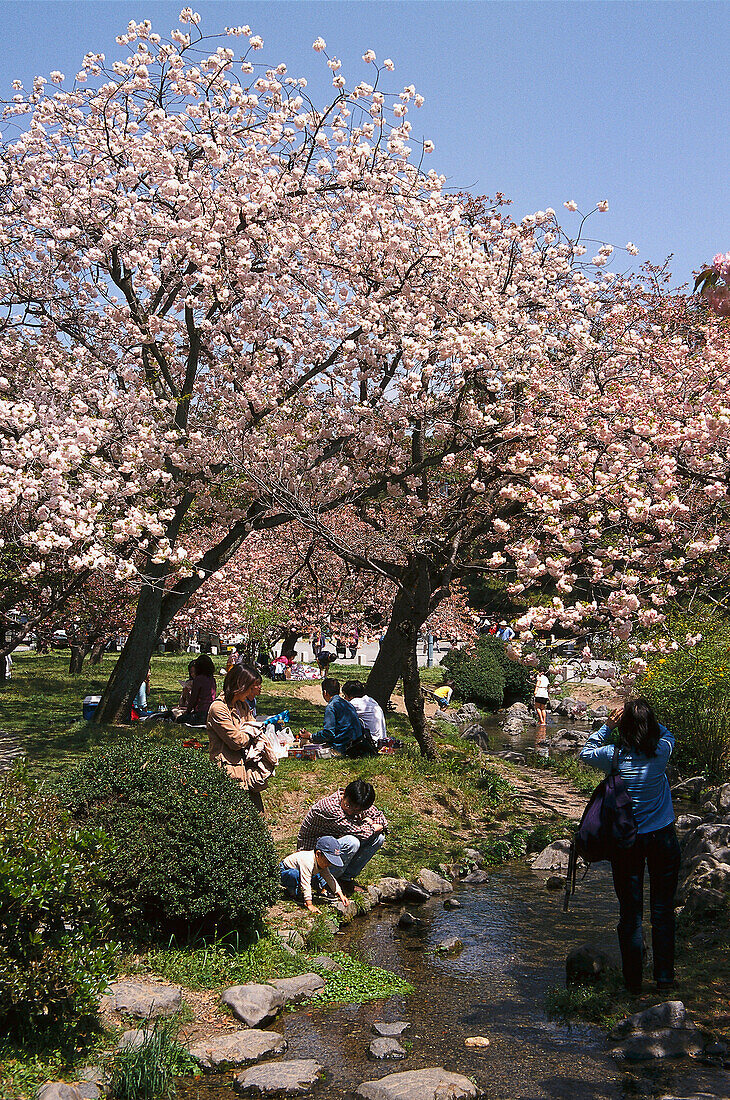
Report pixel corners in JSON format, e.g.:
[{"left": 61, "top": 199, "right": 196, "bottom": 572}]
[
  {"left": 177, "top": 653, "right": 217, "bottom": 724},
  {"left": 297, "top": 780, "right": 388, "bottom": 891}
]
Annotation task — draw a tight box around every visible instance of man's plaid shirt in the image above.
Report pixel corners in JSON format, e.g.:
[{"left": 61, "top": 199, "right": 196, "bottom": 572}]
[{"left": 297, "top": 789, "right": 388, "bottom": 850}]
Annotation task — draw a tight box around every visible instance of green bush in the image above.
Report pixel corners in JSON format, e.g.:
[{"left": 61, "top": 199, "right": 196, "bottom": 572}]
[
  {"left": 641, "top": 620, "right": 730, "bottom": 780},
  {"left": 0, "top": 768, "right": 115, "bottom": 1038},
  {"left": 442, "top": 635, "right": 531, "bottom": 708},
  {"left": 58, "top": 741, "right": 280, "bottom": 936}
]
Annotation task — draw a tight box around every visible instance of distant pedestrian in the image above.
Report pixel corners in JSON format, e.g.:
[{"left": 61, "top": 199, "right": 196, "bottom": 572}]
[{"left": 534, "top": 671, "right": 550, "bottom": 725}]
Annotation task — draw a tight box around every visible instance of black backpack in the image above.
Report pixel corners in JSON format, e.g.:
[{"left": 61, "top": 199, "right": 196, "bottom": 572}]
[{"left": 564, "top": 742, "right": 637, "bottom": 910}]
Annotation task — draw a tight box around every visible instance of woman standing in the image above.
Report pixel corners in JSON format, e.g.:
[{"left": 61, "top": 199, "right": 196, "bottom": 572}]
[
  {"left": 207, "top": 665, "right": 277, "bottom": 813},
  {"left": 534, "top": 671, "right": 550, "bottom": 725},
  {"left": 580, "top": 698, "right": 680, "bottom": 995}
]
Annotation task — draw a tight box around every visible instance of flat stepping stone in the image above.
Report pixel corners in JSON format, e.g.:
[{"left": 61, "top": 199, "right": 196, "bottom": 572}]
[
  {"left": 189, "top": 1029, "right": 287, "bottom": 1068},
  {"left": 355, "top": 1067, "right": 481, "bottom": 1099},
  {"left": 269, "top": 973, "right": 325, "bottom": 1003},
  {"left": 223, "top": 984, "right": 287, "bottom": 1027},
  {"left": 235, "top": 1058, "right": 324, "bottom": 1095},
  {"left": 372, "top": 1022, "right": 410, "bottom": 1037},
  {"left": 610, "top": 1028, "right": 705, "bottom": 1062},
  {"left": 369, "top": 1038, "right": 407, "bottom": 1060},
  {"left": 101, "top": 980, "right": 181, "bottom": 1018}
]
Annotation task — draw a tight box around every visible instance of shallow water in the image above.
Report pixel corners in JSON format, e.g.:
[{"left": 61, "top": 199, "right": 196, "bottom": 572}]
[{"left": 177, "top": 864, "right": 727, "bottom": 1099}]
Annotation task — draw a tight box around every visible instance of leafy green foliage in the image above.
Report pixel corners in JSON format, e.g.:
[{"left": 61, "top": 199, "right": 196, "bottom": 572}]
[
  {"left": 307, "top": 952, "right": 413, "bottom": 1005},
  {"left": 58, "top": 741, "right": 280, "bottom": 936},
  {"left": 544, "top": 971, "right": 630, "bottom": 1028},
  {"left": 0, "top": 768, "right": 115, "bottom": 1039},
  {"left": 132, "top": 935, "right": 308, "bottom": 991},
  {"left": 641, "top": 618, "right": 730, "bottom": 779},
  {"left": 442, "top": 635, "right": 531, "bottom": 708},
  {"left": 108, "top": 1014, "right": 195, "bottom": 1100}
]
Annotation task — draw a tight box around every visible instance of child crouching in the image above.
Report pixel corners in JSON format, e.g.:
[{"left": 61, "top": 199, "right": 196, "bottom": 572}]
[{"left": 280, "top": 835, "right": 348, "bottom": 913}]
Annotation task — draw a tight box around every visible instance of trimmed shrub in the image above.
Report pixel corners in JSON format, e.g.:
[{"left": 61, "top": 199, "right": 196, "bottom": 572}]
[
  {"left": 58, "top": 741, "right": 280, "bottom": 936},
  {"left": 0, "top": 768, "right": 115, "bottom": 1038},
  {"left": 442, "top": 635, "right": 531, "bottom": 708}
]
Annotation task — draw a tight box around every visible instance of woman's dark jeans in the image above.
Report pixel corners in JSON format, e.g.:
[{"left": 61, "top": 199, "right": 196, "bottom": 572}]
[{"left": 610, "top": 823, "right": 681, "bottom": 992}]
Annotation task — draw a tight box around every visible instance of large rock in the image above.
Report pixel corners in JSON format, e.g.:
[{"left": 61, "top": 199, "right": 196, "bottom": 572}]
[
  {"left": 369, "top": 1038, "right": 407, "bottom": 1060},
  {"left": 189, "top": 1029, "right": 287, "bottom": 1068},
  {"left": 100, "top": 980, "right": 182, "bottom": 1018},
  {"left": 461, "top": 724, "right": 490, "bottom": 751},
  {"left": 531, "top": 840, "right": 572, "bottom": 872},
  {"left": 275, "top": 929, "right": 306, "bottom": 951},
  {"left": 403, "top": 881, "right": 430, "bottom": 903},
  {"left": 461, "top": 870, "right": 489, "bottom": 884},
  {"left": 611, "top": 1028, "right": 705, "bottom": 1062},
  {"left": 310, "top": 954, "right": 341, "bottom": 972},
  {"left": 718, "top": 782, "right": 730, "bottom": 813},
  {"left": 566, "top": 944, "right": 610, "bottom": 986},
  {"left": 222, "top": 983, "right": 286, "bottom": 1027},
  {"left": 375, "top": 878, "right": 410, "bottom": 903},
  {"left": 355, "top": 1067, "right": 481, "bottom": 1100},
  {"left": 397, "top": 911, "right": 427, "bottom": 934},
  {"left": 38, "top": 1086, "right": 84, "bottom": 1100},
  {"left": 269, "top": 974, "right": 325, "bottom": 1003},
  {"left": 235, "top": 1059, "right": 324, "bottom": 1095},
  {"left": 416, "top": 868, "right": 453, "bottom": 895},
  {"left": 611, "top": 1000, "right": 687, "bottom": 1039},
  {"left": 455, "top": 704, "right": 483, "bottom": 733}
]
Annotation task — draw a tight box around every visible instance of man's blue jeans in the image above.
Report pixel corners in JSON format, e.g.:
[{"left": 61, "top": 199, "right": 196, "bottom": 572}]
[
  {"left": 335, "top": 833, "right": 385, "bottom": 882},
  {"left": 610, "top": 824, "right": 681, "bottom": 992}
]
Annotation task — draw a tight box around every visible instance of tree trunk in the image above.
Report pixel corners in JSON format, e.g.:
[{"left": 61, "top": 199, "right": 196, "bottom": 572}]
[
  {"left": 365, "top": 553, "right": 436, "bottom": 756},
  {"left": 94, "top": 582, "right": 165, "bottom": 723},
  {"left": 279, "top": 628, "right": 300, "bottom": 658},
  {"left": 400, "top": 620, "right": 436, "bottom": 758},
  {"left": 89, "top": 639, "right": 106, "bottom": 665},
  {"left": 68, "top": 645, "right": 89, "bottom": 675},
  {"left": 0, "top": 630, "right": 7, "bottom": 685}
]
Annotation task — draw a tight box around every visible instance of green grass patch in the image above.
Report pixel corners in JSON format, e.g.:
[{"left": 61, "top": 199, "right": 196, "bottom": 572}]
[
  {"left": 129, "top": 935, "right": 308, "bottom": 991},
  {"left": 307, "top": 952, "right": 413, "bottom": 1006},
  {"left": 0, "top": 1026, "right": 110, "bottom": 1100},
  {"left": 526, "top": 749, "right": 598, "bottom": 794},
  {"left": 544, "top": 971, "right": 633, "bottom": 1029},
  {"left": 108, "top": 1014, "right": 195, "bottom": 1100}
]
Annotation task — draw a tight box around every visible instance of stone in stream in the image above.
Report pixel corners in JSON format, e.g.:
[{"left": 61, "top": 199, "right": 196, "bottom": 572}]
[
  {"left": 372, "top": 1022, "right": 410, "bottom": 1037},
  {"left": 234, "top": 1058, "right": 324, "bottom": 1095},
  {"left": 100, "top": 980, "right": 182, "bottom": 1018},
  {"left": 463, "top": 848, "right": 484, "bottom": 866},
  {"left": 269, "top": 973, "right": 325, "bottom": 1002},
  {"left": 369, "top": 1037, "right": 407, "bottom": 1060},
  {"left": 610, "top": 1028, "right": 705, "bottom": 1062},
  {"left": 545, "top": 875, "right": 564, "bottom": 891},
  {"left": 355, "top": 1067, "right": 481, "bottom": 1099},
  {"left": 461, "top": 870, "right": 489, "bottom": 885},
  {"left": 416, "top": 868, "right": 453, "bottom": 895},
  {"left": 189, "top": 1029, "right": 287, "bottom": 1068},
  {"left": 566, "top": 944, "right": 610, "bottom": 986},
  {"left": 434, "top": 936, "right": 463, "bottom": 956},
  {"left": 397, "top": 911, "right": 427, "bottom": 934},
  {"left": 222, "top": 983, "right": 286, "bottom": 1026},
  {"left": 531, "top": 839, "right": 572, "bottom": 872},
  {"left": 443, "top": 897, "right": 461, "bottom": 910},
  {"left": 375, "top": 877, "right": 410, "bottom": 903},
  {"left": 464, "top": 1035, "right": 490, "bottom": 1049},
  {"left": 611, "top": 999, "right": 688, "bottom": 1039}
]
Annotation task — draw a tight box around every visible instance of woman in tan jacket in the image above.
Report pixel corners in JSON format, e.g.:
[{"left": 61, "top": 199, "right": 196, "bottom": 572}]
[{"left": 207, "top": 665, "right": 277, "bottom": 813}]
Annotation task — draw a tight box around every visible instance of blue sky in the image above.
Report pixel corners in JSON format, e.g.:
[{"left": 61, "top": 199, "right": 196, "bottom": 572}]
[{"left": 2, "top": 1, "right": 728, "bottom": 287}]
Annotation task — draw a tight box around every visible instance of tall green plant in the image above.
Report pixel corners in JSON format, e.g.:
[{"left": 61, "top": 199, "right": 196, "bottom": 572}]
[
  {"left": 108, "top": 1014, "right": 195, "bottom": 1100},
  {"left": 0, "top": 768, "right": 115, "bottom": 1038},
  {"left": 641, "top": 619, "right": 730, "bottom": 779}
]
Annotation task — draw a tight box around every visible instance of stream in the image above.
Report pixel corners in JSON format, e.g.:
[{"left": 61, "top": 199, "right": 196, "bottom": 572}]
[{"left": 178, "top": 865, "right": 727, "bottom": 1099}]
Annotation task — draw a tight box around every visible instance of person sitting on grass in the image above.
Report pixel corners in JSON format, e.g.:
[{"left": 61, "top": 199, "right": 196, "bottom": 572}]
[
  {"left": 341, "top": 680, "right": 387, "bottom": 746},
  {"left": 297, "top": 780, "right": 388, "bottom": 892},
  {"left": 279, "top": 835, "right": 348, "bottom": 913},
  {"left": 299, "top": 677, "right": 373, "bottom": 756}
]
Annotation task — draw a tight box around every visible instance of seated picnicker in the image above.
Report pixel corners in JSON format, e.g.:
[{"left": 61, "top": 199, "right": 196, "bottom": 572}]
[
  {"left": 279, "top": 836, "right": 348, "bottom": 913},
  {"left": 341, "top": 680, "right": 387, "bottom": 745},
  {"left": 297, "top": 780, "right": 388, "bottom": 890},
  {"left": 299, "top": 677, "right": 365, "bottom": 755}
]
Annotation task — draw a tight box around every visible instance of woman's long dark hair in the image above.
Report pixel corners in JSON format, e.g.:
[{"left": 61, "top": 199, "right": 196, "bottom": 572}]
[
  {"left": 195, "top": 654, "right": 215, "bottom": 679},
  {"left": 223, "top": 664, "right": 260, "bottom": 707},
  {"left": 618, "top": 697, "right": 661, "bottom": 757}
]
